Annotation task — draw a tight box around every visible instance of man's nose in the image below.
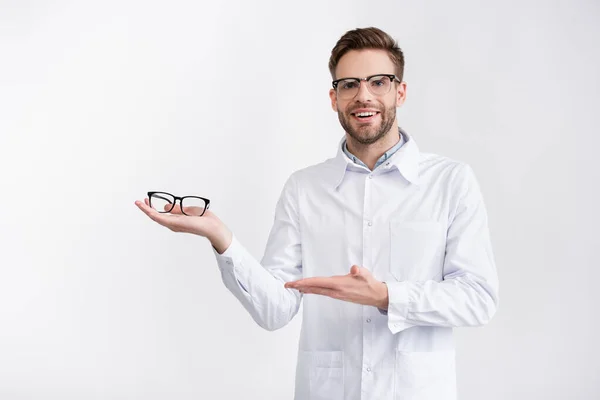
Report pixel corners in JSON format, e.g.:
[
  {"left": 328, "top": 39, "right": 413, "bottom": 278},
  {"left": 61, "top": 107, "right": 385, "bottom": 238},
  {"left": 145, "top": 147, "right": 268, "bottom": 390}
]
[{"left": 353, "top": 80, "right": 374, "bottom": 103}]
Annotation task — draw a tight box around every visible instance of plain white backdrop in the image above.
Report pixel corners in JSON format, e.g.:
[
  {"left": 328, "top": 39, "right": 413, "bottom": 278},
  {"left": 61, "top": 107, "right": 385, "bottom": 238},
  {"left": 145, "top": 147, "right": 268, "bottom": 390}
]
[{"left": 1, "top": 0, "right": 599, "bottom": 398}]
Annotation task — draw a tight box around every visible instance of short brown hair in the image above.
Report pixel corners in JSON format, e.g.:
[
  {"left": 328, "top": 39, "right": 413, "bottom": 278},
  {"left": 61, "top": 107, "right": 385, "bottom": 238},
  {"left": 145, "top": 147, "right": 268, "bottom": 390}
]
[{"left": 328, "top": 27, "right": 405, "bottom": 81}]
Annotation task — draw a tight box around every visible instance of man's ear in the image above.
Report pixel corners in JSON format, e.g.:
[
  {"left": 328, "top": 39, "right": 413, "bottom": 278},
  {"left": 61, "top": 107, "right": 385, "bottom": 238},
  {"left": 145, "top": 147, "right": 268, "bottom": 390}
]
[
  {"left": 396, "top": 81, "right": 407, "bottom": 107},
  {"left": 329, "top": 88, "right": 338, "bottom": 112}
]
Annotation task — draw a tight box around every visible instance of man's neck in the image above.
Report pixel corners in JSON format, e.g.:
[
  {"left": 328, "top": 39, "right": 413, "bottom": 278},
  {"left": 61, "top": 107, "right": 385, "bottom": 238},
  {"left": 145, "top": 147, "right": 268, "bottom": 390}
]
[{"left": 345, "top": 124, "right": 400, "bottom": 171}]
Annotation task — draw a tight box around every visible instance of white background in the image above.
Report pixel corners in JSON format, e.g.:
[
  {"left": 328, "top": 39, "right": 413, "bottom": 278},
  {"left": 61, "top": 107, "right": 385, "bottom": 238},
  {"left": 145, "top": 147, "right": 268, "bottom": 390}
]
[{"left": 1, "top": 0, "right": 599, "bottom": 398}]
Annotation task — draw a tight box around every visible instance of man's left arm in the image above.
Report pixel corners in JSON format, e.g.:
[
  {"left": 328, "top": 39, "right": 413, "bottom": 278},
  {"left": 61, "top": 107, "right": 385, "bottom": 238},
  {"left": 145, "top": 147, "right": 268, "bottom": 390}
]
[{"left": 384, "top": 163, "right": 499, "bottom": 334}]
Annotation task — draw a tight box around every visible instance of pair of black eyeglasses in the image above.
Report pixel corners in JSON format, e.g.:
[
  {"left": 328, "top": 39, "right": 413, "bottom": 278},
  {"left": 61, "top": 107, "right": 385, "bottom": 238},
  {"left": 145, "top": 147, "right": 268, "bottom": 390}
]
[
  {"left": 332, "top": 74, "right": 401, "bottom": 99},
  {"left": 148, "top": 191, "right": 210, "bottom": 216}
]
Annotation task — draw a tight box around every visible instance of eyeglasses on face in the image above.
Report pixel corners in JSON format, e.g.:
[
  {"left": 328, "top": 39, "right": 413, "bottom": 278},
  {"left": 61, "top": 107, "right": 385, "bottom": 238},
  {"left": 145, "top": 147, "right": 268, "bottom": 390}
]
[
  {"left": 332, "top": 74, "right": 400, "bottom": 100},
  {"left": 147, "top": 191, "right": 210, "bottom": 216}
]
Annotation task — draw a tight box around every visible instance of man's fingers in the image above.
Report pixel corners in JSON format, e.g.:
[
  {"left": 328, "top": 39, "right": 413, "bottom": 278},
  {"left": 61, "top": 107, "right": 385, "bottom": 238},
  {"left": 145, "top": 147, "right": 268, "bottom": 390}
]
[
  {"left": 301, "top": 287, "right": 341, "bottom": 299},
  {"left": 161, "top": 203, "right": 205, "bottom": 216},
  {"left": 135, "top": 198, "right": 212, "bottom": 237},
  {"left": 168, "top": 203, "right": 183, "bottom": 214},
  {"left": 136, "top": 200, "right": 165, "bottom": 220},
  {"left": 136, "top": 200, "right": 182, "bottom": 228},
  {"left": 286, "top": 277, "right": 341, "bottom": 290},
  {"left": 183, "top": 206, "right": 206, "bottom": 216},
  {"left": 140, "top": 199, "right": 184, "bottom": 216},
  {"left": 136, "top": 199, "right": 154, "bottom": 216}
]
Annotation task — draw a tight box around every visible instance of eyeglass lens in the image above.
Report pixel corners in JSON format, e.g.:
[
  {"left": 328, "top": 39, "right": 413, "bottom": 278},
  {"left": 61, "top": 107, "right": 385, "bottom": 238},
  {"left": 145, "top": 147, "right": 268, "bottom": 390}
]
[
  {"left": 336, "top": 75, "right": 393, "bottom": 99},
  {"left": 149, "top": 192, "right": 207, "bottom": 216}
]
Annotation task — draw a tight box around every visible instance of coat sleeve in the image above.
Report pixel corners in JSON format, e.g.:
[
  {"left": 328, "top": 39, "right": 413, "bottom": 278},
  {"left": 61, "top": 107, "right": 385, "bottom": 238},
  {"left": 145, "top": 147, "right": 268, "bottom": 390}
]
[{"left": 212, "top": 173, "right": 303, "bottom": 331}]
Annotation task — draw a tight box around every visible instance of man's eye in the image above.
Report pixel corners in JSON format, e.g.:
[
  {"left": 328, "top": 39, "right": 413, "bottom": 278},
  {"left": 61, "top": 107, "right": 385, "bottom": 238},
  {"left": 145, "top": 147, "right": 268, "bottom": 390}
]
[{"left": 341, "top": 81, "right": 359, "bottom": 89}]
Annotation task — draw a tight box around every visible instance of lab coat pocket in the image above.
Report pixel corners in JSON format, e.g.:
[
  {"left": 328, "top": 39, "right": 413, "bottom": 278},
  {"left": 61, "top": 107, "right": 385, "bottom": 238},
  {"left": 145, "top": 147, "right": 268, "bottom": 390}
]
[
  {"left": 389, "top": 221, "right": 445, "bottom": 282},
  {"left": 309, "top": 350, "right": 344, "bottom": 400},
  {"left": 394, "top": 350, "right": 456, "bottom": 400}
]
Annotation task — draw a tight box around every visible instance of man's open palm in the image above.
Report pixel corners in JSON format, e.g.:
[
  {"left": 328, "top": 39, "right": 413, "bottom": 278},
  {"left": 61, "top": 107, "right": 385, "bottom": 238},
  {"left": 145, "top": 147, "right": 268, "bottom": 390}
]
[
  {"left": 135, "top": 198, "right": 220, "bottom": 237},
  {"left": 285, "top": 265, "right": 389, "bottom": 309}
]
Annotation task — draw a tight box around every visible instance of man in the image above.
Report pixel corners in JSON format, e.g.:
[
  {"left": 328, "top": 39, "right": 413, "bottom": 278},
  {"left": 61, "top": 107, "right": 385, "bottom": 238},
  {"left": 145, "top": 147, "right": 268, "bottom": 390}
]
[{"left": 135, "top": 27, "right": 499, "bottom": 400}]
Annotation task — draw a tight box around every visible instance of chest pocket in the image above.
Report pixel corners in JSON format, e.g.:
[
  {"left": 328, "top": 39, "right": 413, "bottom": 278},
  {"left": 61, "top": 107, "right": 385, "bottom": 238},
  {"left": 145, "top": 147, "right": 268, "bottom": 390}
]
[{"left": 389, "top": 220, "right": 446, "bottom": 282}]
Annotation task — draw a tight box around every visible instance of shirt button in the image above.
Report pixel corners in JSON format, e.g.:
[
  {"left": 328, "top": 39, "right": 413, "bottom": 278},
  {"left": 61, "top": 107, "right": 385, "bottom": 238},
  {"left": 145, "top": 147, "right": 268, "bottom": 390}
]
[
  {"left": 366, "top": 367, "right": 372, "bottom": 372},
  {"left": 369, "top": 175, "right": 373, "bottom": 179},
  {"left": 367, "top": 221, "right": 372, "bottom": 226},
  {"left": 366, "top": 318, "right": 371, "bottom": 323}
]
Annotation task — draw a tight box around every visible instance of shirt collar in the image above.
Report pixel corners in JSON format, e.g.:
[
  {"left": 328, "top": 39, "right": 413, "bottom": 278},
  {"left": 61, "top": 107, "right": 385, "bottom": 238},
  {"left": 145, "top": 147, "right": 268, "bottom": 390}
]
[
  {"left": 342, "top": 129, "right": 405, "bottom": 169},
  {"left": 331, "top": 127, "right": 421, "bottom": 189}
]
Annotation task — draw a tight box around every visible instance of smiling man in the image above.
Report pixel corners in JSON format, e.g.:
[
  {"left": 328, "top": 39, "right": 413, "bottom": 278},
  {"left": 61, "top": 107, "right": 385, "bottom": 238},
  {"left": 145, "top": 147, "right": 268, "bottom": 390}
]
[{"left": 136, "top": 27, "right": 499, "bottom": 400}]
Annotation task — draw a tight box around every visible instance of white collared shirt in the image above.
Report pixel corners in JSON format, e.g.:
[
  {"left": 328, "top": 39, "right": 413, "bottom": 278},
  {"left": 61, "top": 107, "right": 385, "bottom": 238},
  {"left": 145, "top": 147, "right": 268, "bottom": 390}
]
[
  {"left": 343, "top": 127, "right": 405, "bottom": 170},
  {"left": 213, "top": 129, "right": 499, "bottom": 400}
]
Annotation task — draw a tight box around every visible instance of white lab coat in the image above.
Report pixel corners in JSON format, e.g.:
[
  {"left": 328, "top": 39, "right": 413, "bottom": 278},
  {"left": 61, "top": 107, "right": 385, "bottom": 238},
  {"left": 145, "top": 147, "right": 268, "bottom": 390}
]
[{"left": 213, "top": 130, "right": 499, "bottom": 400}]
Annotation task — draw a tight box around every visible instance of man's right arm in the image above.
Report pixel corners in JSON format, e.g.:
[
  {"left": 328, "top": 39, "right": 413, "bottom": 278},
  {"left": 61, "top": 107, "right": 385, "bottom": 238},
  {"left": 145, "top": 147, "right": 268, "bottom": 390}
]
[{"left": 209, "top": 173, "right": 304, "bottom": 331}]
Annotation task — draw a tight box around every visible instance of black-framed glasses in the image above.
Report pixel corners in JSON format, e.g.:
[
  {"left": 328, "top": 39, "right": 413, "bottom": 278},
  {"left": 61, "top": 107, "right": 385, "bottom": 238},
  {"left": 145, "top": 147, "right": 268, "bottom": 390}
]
[
  {"left": 332, "top": 74, "right": 400, "bottom": 100},
  {"left": 147, "top": 191, "right": 210, "bottom": 216}
]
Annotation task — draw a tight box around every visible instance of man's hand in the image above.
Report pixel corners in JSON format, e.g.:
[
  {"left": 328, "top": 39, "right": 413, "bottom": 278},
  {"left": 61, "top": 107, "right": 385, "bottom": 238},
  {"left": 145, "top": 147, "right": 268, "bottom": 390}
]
[
  {"left": 285, "top": 265, "right": 389, "bottom": 309},
  {"left": 135, "top": 198, "right": 232, "bottom": 253}
]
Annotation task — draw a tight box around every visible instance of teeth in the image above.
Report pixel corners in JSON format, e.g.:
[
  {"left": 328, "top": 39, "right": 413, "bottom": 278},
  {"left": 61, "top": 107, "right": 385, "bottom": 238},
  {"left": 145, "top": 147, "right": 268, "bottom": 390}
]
[{"left": 356, "top": 112, "right": 376, "bottom": 117}]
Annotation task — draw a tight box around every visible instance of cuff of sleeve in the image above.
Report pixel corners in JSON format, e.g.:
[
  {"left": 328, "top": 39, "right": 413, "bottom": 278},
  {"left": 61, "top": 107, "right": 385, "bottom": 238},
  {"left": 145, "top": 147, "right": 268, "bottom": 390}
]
[
  {"left": 385, "top": 281, "right": 413, "bottom": 334},
  {"left": 212, "top": 234, "right": 243, "bottom": 269},
  {"left": 212, "top": 234, "right": 252, "bottom": 294}
]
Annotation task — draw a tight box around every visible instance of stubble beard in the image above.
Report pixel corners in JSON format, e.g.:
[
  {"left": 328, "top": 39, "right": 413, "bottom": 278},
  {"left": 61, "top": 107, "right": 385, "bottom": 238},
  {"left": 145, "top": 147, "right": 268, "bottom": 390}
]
[{"left": 338, "top": 104, "right": 397, "bottom": 145}]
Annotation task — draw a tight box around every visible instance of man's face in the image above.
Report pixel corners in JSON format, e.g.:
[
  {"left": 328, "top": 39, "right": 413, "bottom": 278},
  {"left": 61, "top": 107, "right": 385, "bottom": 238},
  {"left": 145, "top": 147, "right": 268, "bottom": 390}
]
[{"left": 329, "top": 49, "right": 407, "bottom": 145}]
